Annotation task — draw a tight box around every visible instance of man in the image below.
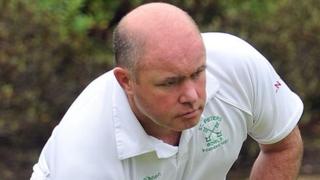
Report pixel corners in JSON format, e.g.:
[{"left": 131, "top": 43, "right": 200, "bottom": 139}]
[{"left": 31, "top": 2, "right": 303, "bottom": 180}]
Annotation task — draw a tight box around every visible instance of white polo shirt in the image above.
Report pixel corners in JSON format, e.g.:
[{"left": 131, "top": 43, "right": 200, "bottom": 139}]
[{"left": 31, "top": 33, "right": 303, "bottom": 180}]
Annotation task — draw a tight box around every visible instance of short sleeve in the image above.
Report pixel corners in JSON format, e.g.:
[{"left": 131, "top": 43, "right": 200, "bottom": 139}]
[
  {"left": 247, "top": 46, "right": 303, "bottom": 144},
  {"left": 202, "top": 32, "right": 303, "bottom": 144},
  {"left": 30, "top": 138, "right": 51, "bottom": 180}
]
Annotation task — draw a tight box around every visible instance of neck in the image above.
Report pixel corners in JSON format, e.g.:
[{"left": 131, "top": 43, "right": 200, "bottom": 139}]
[
  {"left": 144, "top": 125, "right": 181, "bottom": 146},
  {"left": 128, "top": 95, "right": 181, "bottom": 146}
]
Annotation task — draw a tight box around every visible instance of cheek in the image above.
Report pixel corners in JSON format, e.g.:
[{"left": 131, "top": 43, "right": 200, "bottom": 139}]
[
  {"left": 150, "top": 94, "right": 177, "bottom": 111},
  {"left": 155, "top": 90, "right": 181, "bottom": 108},
  {"left": 136, "top": 89, "right": 178, "bottom": 114},
  {"left": 198, "top": 76, "right": 207, "bottom": 98}
]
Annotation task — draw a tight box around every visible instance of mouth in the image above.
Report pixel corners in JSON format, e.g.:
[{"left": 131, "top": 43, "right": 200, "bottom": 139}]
[{"left": 178, "top": 108, "right": 202, "bottom": 119}]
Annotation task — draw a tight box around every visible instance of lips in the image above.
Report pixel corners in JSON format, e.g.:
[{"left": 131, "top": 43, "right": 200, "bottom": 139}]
[{"left": 178, "top": 108, "right": 201, "bottom": 119}]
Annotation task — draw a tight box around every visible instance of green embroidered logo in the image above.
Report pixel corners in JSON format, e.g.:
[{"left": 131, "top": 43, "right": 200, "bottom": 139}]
[
  {"left": 199, "top": 115, "right": 228, "bottom": 152},
  {"left": 143, "top": 172, "right": 161, "bottom": 180}
]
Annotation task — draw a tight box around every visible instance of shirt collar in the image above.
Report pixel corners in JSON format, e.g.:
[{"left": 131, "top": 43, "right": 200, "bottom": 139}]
[{"left": 112, "top": 73, "right": 179, "bottom": 160}]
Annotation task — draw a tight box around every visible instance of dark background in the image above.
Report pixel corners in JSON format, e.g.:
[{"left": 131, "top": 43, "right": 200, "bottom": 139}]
[{"left": 1, "top": 0, "right": 319, "bottom": 179}]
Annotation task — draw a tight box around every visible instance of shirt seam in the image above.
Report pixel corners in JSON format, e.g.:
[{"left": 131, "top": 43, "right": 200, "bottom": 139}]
[{"left": 214, "top": 92, "right": 253, "bottom": 117}]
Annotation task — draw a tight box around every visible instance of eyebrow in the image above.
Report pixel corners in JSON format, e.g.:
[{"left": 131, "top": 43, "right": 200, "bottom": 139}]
[
  {"left": 194, "top": 64, "right": 206, "bottom": 73},
  {"left": 163, "top": 64, "right": 206, "bottom": 81}
]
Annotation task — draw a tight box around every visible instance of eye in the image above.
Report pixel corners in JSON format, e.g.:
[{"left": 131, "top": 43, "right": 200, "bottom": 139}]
[
  {"left": 156, "top": 77, "right": 183, "bottom": 87},
  {"left": 160, "top": 79, "right": 179, "bottom": 87}
]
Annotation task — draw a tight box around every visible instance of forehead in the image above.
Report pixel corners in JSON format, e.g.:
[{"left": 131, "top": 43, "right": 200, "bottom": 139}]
[
  {"left": 137, "top": 33, "right": 205, "bottom": 74},
  {"left": 137, "top": 47, "right": 206, "bottom": 80}
]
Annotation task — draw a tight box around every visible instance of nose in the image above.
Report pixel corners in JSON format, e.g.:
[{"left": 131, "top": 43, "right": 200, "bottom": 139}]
[{"left": 179, "top": 80, "right": 199, "bottom": 107}]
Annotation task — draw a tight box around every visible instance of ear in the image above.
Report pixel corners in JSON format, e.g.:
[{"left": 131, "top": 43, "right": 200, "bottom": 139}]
[{"left": 113, "top": 67, "right": 134, "bottom": 95}]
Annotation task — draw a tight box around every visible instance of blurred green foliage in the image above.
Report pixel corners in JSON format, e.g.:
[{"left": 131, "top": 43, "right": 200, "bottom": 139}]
[
  {"left": 0, "top": 0, "right": 116, "bottom": 147},
  {"left": 0, "top": 0, "right": 319, "bottom": 179}
]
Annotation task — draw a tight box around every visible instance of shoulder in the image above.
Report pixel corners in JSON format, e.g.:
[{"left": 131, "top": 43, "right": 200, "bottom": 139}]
[
  {"left": 203, "top": 33, "right": 263, "bottom": 115},
  {"left": 201, "top": 32, "right": 264, "bottom": 67},
  {"left": 55, "top": 70, "right": 117, "bottom": 152},
  {"left": 58, "top": 70, "right": 116, "bottom": 139},
  {"left": 201, "top": 32, "right": 255, "bottom": 53},
  {"left": 38, "top": 70, "right": 123, "bottom": 178},
  {"left": 202, "top": 32, "right": 268, "bottom": 88}
]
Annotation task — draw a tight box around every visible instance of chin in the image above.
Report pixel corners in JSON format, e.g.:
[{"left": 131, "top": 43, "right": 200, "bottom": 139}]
[{"left": 181, "top": 117, "right": 201, "bottom": 130}]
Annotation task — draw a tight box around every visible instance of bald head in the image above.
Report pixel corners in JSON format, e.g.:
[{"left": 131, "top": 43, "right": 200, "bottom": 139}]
[{"left": 113, "top": 3, "right": 203, "bottom": 76}]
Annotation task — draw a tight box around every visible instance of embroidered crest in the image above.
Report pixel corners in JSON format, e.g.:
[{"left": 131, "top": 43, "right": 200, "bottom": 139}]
[
  {"left": 143, "top": 172, "right": 161, "bottom": 180},
  {"left": 199, "top": 115, "right": 228, "bottom": 152}
]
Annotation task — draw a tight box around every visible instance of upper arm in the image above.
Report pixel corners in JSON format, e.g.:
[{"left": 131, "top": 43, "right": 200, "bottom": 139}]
[{"left": 259, "top": 126, "right": 303, "bottom": 153}]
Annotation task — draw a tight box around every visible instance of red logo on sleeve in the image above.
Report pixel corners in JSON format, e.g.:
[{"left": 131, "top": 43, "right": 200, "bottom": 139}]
[{"left": 274, "top": 81, "right": 281, "bottom": 93}]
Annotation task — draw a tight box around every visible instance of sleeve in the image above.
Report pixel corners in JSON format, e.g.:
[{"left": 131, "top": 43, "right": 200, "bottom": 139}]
[
  {"left": 246, "top": 45, "right": 304, "bottom": 144},
  {"left": 202, "top": 32, "right": 303, "bottom": 145},
  {"left": 30, "top": 160, "right": 49, "bottom": 180},
  {"left": 30, "top": 137, "right": 52, "bottom": 180}
]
